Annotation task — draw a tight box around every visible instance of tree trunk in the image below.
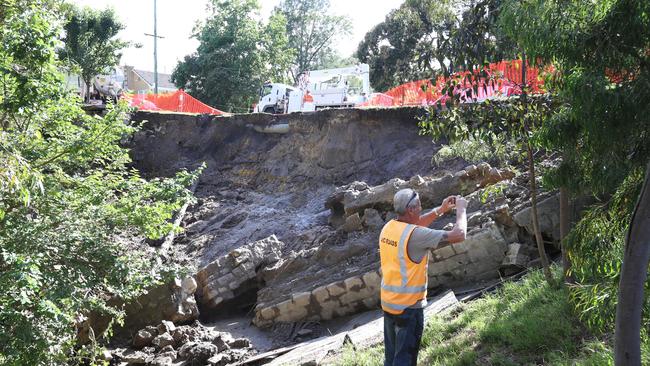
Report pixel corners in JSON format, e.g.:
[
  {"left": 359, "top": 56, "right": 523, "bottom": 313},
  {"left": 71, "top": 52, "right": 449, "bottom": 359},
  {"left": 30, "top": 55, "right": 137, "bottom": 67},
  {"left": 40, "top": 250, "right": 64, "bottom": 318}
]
[
  {"left": 85, "top": 80, "right": 91, "bottom": 103},
  {"left": 521, "top": 52, "right": 553, "bottom": 284},
  {"left": 527, "top": 141, "right": 554, "bottom": 284},
  {"left": 615, "top": 161, "right": 650, "bottom": 366},
  {"left": 560, "top": 187, "right": 574, "bottom": 284}
]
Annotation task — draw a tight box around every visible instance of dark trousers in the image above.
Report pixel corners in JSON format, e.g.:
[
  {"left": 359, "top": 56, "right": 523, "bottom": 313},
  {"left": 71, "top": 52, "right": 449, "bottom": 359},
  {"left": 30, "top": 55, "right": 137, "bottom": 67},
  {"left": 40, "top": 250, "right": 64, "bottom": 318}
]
[{"left": 383, "top": 307, "right": 424, "bottom": 366}]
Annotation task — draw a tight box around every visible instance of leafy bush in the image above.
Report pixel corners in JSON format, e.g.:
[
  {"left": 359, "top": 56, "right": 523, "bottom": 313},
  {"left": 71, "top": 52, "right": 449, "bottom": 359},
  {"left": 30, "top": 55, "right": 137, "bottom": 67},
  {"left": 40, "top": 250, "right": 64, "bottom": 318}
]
[
  {"left": 566, "top": 170, "right": 646, "bottom": 334},
  {"left": 0, "top": 1, "right": 199, "bottom": 364},
  {"left": 432, "top": 134, "right": 522, "bottom": 167}
]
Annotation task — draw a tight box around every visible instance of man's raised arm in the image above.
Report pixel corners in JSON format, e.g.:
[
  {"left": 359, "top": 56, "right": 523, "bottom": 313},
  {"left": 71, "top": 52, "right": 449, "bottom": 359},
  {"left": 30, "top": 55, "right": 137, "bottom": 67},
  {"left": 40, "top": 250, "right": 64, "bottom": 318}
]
[
  {"left": 438, "top": 196, "right": 467, "bottom": 247},
  {"left": 416, "top": 196, "right": 456, "bottom": 227}
]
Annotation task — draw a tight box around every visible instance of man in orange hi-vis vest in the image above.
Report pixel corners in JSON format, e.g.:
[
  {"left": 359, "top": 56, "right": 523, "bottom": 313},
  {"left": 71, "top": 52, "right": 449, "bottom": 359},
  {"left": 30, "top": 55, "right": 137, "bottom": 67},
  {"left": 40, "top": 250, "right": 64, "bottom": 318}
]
[
  {"left": 303, "top": 90, "right": 314, "bottom": 103},
  {"left": 380, "top": 189, "right": 467, "bottom": 366}
]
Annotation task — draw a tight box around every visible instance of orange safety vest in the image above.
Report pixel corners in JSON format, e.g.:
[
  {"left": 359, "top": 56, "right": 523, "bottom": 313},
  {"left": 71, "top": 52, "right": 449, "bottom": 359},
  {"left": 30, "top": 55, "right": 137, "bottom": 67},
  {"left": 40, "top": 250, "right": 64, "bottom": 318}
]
[
  {"left": 379, "top": 220, "right": 428, "bottom": 314},
  {"left": 303, "top": 93, "right": 314, "bottom": 103}
]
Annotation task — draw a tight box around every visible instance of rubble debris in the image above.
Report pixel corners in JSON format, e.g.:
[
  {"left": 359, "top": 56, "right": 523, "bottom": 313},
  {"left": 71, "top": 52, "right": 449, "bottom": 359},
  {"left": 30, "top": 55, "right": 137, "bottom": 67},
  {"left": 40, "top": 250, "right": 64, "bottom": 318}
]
[
  {"left": 151, "top": 333, "right": 174, "bottom": 350},
  {"left": 79, "top": 274, "right": 200, "bottom": 343},
  {"left": 114, "top": 109, "right": 566, "bottom": 351},
  {"left": 157, "top": 320, "right": 176, "bottom": 335},
  {"left": 513, "top": 193, "right": 561, "bottom": 245},
  {"left": 500, "top": 243, "right": 531, "bottom": 275},
  {"left": 325, "top": 163, "right": 515, "bottom": 226},
  {"left": 113, "top": 349, "right": 149, "bottom": 364},
  {"left": 133, "top": 329, "right": 155, "bottom": 349},
  {"left": 361, "top": 208, "right": 384, "bottom": 230},
  {"left": 196, "top": 235, "right": 285, "bottom": 309},
  {"left": 253, "top": 269, "right": 381, "bottom": 327},
  {"left": 342, "top": 212, "right": 363, "bottom": 232},
  {"left": 113, "top": 321, "right": 253, "bottom": 366}
]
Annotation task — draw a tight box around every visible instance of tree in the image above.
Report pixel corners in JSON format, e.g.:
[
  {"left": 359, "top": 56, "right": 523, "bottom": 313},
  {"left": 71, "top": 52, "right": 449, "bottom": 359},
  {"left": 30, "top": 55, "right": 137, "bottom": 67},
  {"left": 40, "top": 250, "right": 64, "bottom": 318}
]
[
  {"left": 356, "top": 0, "right": 454, "bottom": 91},
  {"left": 319, "top": 54, "right": 359, "bottom": 70},
  {"left": 450, "top": 0, "right": 517, "bottom": 72},
  {"left": 500, "top": 1, "right": 650, "bottom": 363},
  {"left": 356, "top": 0, "right": 517, "bottom": 91},
  {"left": 1, "top": 1, "right": 197, "bottom": 363},
  {"left": 418, "top": 84, "right": 556, "bottom": 285},
  {"left": 274, "top": 0, "right": 352, "bottom": 81},
  {"left": 59, "top": 4, "right": 127, "bottom": 102},
  {"left": 172, "top": 0, "right": 294, "bottom": 112},
  {"left": 264, "top": 12, "right": 295, "bottom": 84}
]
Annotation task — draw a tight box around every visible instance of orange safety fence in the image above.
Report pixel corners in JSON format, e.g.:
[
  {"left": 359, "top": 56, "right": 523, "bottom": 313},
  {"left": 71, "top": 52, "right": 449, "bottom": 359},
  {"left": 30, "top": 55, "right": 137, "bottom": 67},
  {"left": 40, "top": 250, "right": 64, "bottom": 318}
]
[
  {"left": 122, "top": 89, "right": 225, "bottom": 115},
  {"left": 362, "top": 59, "right": 551, "bottom": 108}
]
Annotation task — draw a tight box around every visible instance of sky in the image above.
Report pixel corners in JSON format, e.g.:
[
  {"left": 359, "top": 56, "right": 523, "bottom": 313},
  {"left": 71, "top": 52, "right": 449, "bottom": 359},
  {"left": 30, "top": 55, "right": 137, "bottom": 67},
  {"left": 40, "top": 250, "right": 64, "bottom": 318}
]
[{"left": 68, "top": 0, "right": 404, "bottom": 74}]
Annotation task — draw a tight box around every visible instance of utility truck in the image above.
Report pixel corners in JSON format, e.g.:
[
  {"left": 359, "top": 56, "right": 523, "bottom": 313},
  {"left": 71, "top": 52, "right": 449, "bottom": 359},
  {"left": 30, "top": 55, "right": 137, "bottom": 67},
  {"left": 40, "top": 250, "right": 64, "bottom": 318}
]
[
  {"left": 255, "top": 64, "right": 370, "bottom": 114},
  {"left": 64, "top": 67, "right": 125, "bottom": 103}
]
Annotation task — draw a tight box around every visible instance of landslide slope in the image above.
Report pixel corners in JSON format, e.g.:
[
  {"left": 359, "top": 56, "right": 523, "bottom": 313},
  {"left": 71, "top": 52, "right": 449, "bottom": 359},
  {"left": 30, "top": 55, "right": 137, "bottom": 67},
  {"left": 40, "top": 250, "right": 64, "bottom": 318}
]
[
  {"left": 129, "top": 107, "right": 438, "bottom": 268},
  {"left": 127, "top": 108, "right": 556, "bottom": 331}
]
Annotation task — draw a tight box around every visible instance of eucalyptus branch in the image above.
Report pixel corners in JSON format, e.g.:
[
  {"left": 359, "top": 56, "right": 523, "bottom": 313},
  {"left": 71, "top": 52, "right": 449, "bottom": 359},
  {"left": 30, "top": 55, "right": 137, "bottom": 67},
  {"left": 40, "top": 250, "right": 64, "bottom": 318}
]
[{"left": 304, "top": 33, "right": 335, "bottom": 68}]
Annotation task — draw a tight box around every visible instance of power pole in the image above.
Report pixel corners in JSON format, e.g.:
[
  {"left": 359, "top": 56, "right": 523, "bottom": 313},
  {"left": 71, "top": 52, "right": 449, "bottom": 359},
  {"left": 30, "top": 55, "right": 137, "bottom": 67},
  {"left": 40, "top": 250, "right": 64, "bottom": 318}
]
[{"left": 144, "top": 0, "right": 164, "bottom": 94}]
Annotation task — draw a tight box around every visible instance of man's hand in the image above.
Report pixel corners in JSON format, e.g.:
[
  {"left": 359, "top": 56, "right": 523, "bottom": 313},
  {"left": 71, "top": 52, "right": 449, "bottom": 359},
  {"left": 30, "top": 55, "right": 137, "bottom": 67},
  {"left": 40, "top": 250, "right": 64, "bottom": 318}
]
[
  {"left": 440, "top": 196, "right": 456, "bottom": 214},
  {"left": 438, "top": 196, "right": 468, "bottom": 246},
  {"left": 455, "top": 196, "right": 468, "bottom": 210}
]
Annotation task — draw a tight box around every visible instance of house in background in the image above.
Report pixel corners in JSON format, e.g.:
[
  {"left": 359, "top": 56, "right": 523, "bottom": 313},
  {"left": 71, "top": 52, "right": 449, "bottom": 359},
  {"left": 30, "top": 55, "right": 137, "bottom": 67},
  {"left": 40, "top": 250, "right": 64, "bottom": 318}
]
[{"left": 123, "top": 65, "right": 177, "bottom": 94}]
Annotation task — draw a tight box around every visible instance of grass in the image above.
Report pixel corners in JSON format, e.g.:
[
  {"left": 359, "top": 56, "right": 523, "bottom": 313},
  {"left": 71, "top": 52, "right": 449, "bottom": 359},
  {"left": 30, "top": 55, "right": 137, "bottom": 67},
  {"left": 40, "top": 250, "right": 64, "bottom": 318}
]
[{"left": 335, "top": 267, "right": 650, "bottom": 366}]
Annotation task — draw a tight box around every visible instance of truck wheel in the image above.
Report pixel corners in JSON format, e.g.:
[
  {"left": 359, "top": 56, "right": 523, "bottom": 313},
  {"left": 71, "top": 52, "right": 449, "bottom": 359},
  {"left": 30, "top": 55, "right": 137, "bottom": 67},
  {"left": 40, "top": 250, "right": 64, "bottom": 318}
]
[{"left": 263, "top": 106, "right": 276, "bottom": 114}]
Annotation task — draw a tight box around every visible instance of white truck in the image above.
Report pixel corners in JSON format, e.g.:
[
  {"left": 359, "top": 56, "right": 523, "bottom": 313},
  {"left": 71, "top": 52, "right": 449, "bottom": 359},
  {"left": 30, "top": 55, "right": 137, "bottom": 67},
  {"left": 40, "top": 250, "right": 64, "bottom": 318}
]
[
  {"left": 92, "top": 67, "right": 125, "bottom": 101},
  {"left": 255, "top": 64, "right": 370, "bottom": 114},
  {"left": 64, "top": 67, "right": 125, "bottom": 103}
]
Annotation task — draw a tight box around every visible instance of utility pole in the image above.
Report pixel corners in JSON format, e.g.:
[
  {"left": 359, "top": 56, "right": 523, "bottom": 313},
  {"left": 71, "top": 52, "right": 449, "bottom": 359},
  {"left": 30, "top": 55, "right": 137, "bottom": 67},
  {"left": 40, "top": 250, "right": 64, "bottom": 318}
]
[{"left": 144, "top": 0, "right": 164, "bottom": 94}]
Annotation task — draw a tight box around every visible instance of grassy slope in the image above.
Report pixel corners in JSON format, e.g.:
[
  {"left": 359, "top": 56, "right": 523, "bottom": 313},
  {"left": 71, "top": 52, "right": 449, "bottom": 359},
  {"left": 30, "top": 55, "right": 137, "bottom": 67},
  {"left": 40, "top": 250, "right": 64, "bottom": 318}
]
[{"left": 335, "top": 267, "right": 649, "bottom": 366}]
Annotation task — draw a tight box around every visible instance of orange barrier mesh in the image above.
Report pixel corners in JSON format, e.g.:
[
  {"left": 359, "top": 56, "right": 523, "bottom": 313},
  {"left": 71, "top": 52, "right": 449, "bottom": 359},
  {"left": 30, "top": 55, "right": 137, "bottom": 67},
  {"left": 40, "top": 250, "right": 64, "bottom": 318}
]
[
  {"left": 362, "top": 59, "right": 551, "bottom": 108},
  {"left": 123, "top": 90, "right": 225, "bottom": 115}
]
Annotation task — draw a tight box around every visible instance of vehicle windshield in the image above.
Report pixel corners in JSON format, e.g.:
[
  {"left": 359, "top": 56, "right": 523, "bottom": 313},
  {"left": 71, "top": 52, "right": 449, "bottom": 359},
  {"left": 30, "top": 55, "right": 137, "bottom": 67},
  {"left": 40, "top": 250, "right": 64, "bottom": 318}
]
[{"left": 261, "top": 84, "right": 273, "bottom": 97}]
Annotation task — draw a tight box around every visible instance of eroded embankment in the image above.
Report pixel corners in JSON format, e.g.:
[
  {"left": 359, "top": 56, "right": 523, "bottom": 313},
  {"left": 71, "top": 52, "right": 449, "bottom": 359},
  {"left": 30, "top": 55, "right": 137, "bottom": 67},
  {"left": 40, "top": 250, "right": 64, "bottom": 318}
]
[
  {"left": 128, "top": 108, "right": 440, "bottom": 269},
  {"left": 111, "top": 107, "right": 563, "bottom": 364}
]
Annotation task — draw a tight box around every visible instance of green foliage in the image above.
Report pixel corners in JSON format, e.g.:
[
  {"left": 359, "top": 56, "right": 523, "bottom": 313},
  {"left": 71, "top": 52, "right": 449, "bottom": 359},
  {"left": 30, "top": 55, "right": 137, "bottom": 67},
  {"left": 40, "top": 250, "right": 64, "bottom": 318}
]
[
  {"left": 0, "top": 0, "right": 62, "bottom": 121},
  {"left": 421, "top": 269, "right": 581, "bottom": 364},
  {"left": 337, "top": 267, "right": 638, "bottom": 365},
  {"left": 499, "top": 0, "right": 650, "bottom": 346},
  {"left": 274, "top": 0, "right": 352, "bottom": 80},
  {"left": 419, "top": 82, "right": 556, "bottom": 283},
  {"left": 356, "top": 0, "right": 517, "bottom": 91},
  {"left": 565, "top": 171, "right": 645, "bottom": 334},
  {"left": 356, "top": 0, "right": 455, "bottom": 91},
  {"left": 1, "top": 1, "right": 198, "bottom": 364},
  {"left": 264, "top": 11, "right": 295, "bottom": 84},
  {"left": 500, "top": 0, "right": 650, "bottom": 197},
  {"left": 319, "top": 54, "right": 360, "bottom": 70},
  {"left": 59, "top": 3, "right": 128, "bottom": 101},
  {"left": 171, "top": 0, "right": 294, "bottom": 112},
  {"left": 432, "top": 134, "right": 522, "bottom": 168},
  {"left": 419, "top": 96, "right": 555, "bottom": 152}
]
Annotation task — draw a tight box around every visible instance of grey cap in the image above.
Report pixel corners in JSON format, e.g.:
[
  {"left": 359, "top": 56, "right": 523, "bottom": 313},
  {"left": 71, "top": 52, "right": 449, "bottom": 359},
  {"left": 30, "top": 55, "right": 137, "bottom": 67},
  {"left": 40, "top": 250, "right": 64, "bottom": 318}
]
[{"left": 394, "top": 188, "right": 418, "bottom": 214}]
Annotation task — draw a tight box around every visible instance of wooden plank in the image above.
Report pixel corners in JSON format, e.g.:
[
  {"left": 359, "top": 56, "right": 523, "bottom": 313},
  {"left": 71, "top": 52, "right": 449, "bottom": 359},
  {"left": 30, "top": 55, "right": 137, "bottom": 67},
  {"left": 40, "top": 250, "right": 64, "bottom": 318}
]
[{"left": 233, "top": 344, "right": 301, "bottom": 365}]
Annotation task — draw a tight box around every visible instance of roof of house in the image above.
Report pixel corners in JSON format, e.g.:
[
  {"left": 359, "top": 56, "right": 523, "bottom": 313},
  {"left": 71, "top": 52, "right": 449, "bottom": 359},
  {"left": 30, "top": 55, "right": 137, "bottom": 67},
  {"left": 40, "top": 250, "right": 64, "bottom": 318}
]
[{"left": 133, "top": 69, "right": 177, "bottom": 90}]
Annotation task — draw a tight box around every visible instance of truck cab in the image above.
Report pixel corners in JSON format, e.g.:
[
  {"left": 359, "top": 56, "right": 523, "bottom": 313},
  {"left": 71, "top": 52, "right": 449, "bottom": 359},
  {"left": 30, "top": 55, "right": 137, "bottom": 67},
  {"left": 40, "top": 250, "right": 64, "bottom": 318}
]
[{"left": 255, "top": 83, "right": 298, "bottom": 114}]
